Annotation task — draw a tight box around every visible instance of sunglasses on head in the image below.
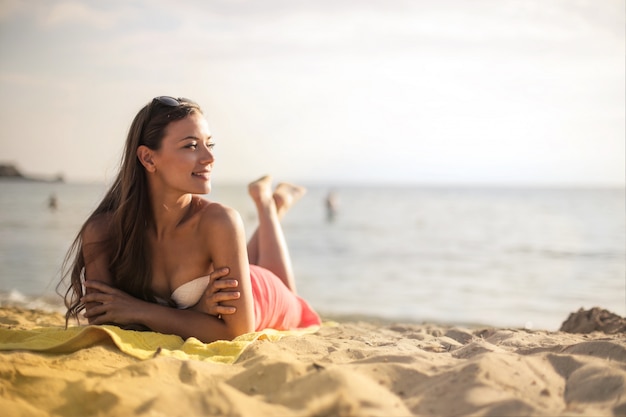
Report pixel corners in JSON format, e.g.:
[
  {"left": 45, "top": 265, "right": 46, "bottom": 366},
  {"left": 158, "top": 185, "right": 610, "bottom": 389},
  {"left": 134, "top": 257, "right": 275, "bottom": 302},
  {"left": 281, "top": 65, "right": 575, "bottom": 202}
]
[{"left": 152, "top": 96, "right": 197, "bottom": 107}]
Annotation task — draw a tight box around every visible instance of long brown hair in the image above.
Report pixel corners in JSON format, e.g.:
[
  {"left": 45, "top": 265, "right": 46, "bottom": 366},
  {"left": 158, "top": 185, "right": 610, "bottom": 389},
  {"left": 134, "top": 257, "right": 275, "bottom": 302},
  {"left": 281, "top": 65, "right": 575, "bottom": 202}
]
[{"left": 59, "top": 97, "right": 203, "bottom": 324}]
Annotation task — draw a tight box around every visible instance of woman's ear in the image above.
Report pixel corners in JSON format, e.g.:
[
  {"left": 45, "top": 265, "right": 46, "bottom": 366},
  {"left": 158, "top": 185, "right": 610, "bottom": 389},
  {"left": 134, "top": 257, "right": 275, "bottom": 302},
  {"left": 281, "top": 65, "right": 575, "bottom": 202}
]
[{"left": 137, "top": 145, "right": 157, "bottom": 173}]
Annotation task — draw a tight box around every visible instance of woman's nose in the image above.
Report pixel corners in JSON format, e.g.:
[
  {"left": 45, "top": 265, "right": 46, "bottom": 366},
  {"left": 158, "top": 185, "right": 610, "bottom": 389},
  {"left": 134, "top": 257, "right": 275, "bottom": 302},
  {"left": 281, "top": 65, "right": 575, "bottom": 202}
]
[{"left": 200, "top": 144, "right": 215, "bottom": 164}]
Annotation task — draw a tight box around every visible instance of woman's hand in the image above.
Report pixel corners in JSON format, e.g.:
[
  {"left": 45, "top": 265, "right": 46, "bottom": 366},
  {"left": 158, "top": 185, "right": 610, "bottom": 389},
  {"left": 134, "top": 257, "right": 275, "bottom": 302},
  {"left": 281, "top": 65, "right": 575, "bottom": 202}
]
[
  {"left": 82, "top": 280, "right": 147, "bottom": 326},
  {"left": 82, "top": 267, "right": 240, "bottom": 326},
  {"left": 195, "top": 267, "right": 240, "bottom": 317}
]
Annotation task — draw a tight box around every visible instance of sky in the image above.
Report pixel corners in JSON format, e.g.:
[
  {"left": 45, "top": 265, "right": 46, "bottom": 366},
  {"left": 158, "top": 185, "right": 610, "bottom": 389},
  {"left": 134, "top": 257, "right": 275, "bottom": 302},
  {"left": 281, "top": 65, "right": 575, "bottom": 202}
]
[{"left": 0, "top": 0, "right": 624, "bottom": 186}]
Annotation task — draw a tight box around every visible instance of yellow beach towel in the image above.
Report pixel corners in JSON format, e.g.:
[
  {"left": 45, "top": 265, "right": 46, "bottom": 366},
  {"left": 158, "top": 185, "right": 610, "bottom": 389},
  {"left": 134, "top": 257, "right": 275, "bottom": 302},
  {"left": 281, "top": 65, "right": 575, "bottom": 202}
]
[{"left": 0, "top": 324, "right": 319, "bottom": 364}]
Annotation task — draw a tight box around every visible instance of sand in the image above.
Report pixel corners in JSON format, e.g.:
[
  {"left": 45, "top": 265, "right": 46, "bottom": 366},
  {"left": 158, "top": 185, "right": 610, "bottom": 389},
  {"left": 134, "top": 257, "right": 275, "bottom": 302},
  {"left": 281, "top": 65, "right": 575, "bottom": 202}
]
[{"left": 1, "top": 306, "right": 625, "bottom": 417}]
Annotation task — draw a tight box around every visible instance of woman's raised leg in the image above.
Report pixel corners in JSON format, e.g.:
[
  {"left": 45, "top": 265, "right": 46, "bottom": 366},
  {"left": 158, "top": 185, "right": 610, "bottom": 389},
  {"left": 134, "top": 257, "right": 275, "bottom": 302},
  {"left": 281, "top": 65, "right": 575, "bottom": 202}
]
[{"left": 246, "top": 176, "right": 305, "bottom": 294}]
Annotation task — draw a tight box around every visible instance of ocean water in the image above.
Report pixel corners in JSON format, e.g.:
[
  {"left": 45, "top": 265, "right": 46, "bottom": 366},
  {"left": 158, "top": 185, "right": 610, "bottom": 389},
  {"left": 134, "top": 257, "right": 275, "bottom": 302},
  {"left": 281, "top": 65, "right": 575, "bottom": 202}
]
[{"left": 0, "top": 180, "right": 624, "bottom": 331}]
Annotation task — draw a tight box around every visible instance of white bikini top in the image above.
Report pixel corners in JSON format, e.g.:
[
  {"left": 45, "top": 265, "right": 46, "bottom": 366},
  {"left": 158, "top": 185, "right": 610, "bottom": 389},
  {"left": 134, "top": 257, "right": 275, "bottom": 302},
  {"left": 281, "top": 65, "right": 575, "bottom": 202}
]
[{"left": 169, "top": 275, "right": 211, "bottom": 309}]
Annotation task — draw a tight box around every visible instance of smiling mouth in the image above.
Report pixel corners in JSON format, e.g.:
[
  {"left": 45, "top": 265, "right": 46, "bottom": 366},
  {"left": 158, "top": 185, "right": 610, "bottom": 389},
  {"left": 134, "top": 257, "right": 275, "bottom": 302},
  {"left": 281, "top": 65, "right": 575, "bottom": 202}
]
[{"left": 192, "top": 171, "right": 210, "bottom": 178}]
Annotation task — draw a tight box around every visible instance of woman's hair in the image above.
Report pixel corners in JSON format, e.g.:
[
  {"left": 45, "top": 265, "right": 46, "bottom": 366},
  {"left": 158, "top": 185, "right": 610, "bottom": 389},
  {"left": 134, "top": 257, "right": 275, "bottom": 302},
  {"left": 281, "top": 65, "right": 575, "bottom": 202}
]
[{"left": 59, "top": 97, "right": 203, "bottom": 324}]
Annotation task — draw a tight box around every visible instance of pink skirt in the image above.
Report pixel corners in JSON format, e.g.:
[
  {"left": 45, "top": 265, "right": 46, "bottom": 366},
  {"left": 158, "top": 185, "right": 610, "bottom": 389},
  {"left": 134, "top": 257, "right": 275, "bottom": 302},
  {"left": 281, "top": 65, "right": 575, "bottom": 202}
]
[{"left": 250, "top": 265, "right": 321, "bottom": 331}]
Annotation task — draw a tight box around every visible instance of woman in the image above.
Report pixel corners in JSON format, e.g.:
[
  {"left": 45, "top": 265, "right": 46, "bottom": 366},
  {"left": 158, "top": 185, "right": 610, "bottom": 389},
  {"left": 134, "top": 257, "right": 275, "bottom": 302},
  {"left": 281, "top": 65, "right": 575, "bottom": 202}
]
[{"left": 61, "top": 96, "right": 320, "bottom": 343}]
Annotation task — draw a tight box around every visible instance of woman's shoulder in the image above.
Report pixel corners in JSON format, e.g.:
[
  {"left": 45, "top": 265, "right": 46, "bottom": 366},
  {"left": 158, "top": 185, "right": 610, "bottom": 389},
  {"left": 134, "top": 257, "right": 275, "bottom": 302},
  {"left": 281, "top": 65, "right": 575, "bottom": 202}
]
[
  {"left": 82, "top": 212, "right": 113, "bottom": 243},
  {"left": 193, "top": 196, "right": 243, "bottom": 231}
]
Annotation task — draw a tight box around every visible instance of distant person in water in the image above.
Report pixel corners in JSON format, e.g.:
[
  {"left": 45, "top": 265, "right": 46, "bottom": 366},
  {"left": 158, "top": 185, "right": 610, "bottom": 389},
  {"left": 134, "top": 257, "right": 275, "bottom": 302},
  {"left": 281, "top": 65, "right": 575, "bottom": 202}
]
[
  {"left": 60, "top": 96, "right": 320, "bottom": 343},
  {"left": 48, "top": 194, "right": 58, "bottom": 211},
  {"left": 325, "top": 190, "right": 338, "bottom": 222}
]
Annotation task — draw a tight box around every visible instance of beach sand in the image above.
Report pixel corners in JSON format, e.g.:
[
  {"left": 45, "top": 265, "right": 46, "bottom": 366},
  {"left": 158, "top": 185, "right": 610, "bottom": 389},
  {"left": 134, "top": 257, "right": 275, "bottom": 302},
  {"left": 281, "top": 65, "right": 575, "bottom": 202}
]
[{"left": 1, "top": 306, "right": 625, "bottom": 416}]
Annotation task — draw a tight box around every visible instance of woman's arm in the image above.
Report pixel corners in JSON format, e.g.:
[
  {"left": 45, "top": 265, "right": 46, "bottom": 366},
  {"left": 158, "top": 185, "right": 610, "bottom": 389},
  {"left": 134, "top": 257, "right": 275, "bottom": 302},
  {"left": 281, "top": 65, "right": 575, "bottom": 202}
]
[
  {"left": 82, "top": 215, "right": 114, "bottom": 323},
  {"left": 83, "top": 280, "right": 240, "bottom": 342},
  {"left": 202, "top": 205, "right": 255, "bottom": 336},
  {"left": 82, "top": 205, "right": 255, "bottom": 342}
]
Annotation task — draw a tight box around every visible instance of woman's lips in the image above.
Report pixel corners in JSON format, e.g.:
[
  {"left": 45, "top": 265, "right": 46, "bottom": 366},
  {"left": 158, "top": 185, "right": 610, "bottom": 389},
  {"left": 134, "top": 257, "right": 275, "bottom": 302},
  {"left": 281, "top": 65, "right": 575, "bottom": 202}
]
[{"left": 192, "top": 171, "right": 210, "bottom": 180}]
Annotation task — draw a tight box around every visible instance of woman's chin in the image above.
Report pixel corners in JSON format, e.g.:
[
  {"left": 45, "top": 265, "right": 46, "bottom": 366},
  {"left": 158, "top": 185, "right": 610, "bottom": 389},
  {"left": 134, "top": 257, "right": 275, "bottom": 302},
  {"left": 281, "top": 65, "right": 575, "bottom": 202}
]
[
  {"left": 190, "top": 177, "right": 211, "bottom": 195},
  {"left": 200, "top": 183, "right": 212, "bottom": 195}
]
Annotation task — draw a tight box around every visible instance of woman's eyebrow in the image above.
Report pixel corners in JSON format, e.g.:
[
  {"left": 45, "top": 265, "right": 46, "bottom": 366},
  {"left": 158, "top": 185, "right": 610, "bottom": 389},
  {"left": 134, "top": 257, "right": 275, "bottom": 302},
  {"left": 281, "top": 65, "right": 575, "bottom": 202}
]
[{"left": 178, "top": 135, "right": 212, "bottom": 142}]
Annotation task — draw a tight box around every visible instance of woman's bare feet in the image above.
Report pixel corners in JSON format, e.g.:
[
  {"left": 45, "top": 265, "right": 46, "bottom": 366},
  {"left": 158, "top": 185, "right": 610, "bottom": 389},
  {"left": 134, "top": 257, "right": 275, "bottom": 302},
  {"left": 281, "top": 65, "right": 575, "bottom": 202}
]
[
  {"left": 248, "top": 175, "right": 306, "bottom": 218},
  {"left": 273, "top": 182, "right": 307, "bottom": 218},
  {"left": 248, "top": 175, "right": 274, "bottom": 206}
]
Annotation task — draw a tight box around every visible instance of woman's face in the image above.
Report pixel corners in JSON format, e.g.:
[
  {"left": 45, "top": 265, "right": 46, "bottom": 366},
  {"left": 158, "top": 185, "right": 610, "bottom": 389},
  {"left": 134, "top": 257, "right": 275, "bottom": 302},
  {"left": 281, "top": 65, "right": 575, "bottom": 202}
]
[{"left": 150, "top": 112, "right": 215, "bottom": 195}]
